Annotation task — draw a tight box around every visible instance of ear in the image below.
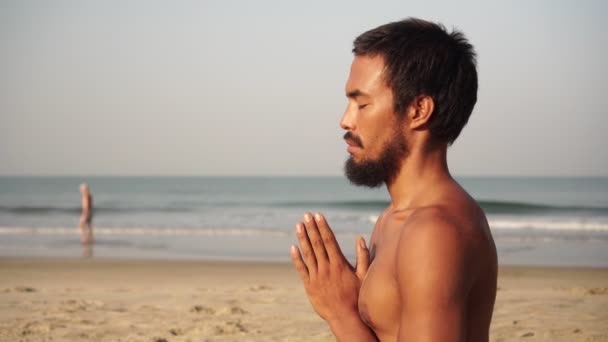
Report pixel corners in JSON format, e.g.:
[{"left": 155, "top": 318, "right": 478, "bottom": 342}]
[{"left": 407, "top": 95, "right": 434, "bottom": 129}]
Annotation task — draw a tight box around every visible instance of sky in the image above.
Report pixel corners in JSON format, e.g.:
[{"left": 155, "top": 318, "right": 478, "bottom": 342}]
[{"left": 1, "top": 0, "right": 606, "bottom": 177}]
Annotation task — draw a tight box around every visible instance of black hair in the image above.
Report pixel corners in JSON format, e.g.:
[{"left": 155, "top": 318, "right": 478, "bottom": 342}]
[{"left": 353, "top": 18, "right": 478, "bottom": 144}]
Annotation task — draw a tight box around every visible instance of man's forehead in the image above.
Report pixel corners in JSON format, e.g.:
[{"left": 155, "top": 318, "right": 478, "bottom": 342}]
[{"left": 345, "top": 55, "right": 387, "bottom": 96}]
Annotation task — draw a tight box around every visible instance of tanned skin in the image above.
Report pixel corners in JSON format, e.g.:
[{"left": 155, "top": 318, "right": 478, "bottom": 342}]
[
  {"left": 291, "top": 55, "right": 497, "bottom": 342},
  {"left": 79, "top": 183, "right": 94, "bottom": 244}
]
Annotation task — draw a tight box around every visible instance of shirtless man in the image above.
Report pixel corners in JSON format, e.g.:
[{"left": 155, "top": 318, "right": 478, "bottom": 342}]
[
  {"left": 290, "top": 18, "right": 497, "bottom": 341},
  {"left": 79, "top": 183, "right": 94, "bottom": 244}
]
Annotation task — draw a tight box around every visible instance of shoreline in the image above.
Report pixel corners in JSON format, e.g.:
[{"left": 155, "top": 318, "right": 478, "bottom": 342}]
[
  {"left": 1, "top": 258, "right": 607, "bottom": 341},
  {"left": 3, "top": 255, "right": 608, "bottom": 270},
  {"left": 2, "top": 231, "right": 608, "bottom": 268}
]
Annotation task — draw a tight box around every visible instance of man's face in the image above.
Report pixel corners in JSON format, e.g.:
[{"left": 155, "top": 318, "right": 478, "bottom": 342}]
[{"left": 341, "top": 55, "right": 408, "bottom": 187}]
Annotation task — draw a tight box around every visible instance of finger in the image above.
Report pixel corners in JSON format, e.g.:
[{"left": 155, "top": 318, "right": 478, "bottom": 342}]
[
  {"left": 295, "top": 222, "right": 317, "bottom": 274},
  {"left": 303, "top": 212, "right": 329, "bottom": 266},
  {"left": 355, "top": 236, "right": 370, "bottom": 280},
  {"left": 313, "top": 212, "right": 346, "bottom": 263},
  {"left": 290, "top": 245, "right": 309, "bottom": 283}
]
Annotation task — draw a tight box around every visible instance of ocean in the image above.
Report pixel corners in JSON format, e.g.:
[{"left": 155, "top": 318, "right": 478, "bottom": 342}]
[{"left": 1, "top": 176, "right": 607, "bottom": 267}]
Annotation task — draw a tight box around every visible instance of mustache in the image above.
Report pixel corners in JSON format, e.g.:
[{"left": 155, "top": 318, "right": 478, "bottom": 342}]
[{"left": 343, "top": 132, "right": 363, "bottom": 148}]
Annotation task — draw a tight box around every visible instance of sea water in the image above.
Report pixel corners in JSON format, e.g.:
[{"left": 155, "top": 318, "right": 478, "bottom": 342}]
[{"left": 1, "top": 176, "right": 607, "bottom": 266}]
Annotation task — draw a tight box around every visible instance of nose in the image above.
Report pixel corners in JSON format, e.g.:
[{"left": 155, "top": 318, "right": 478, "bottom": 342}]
[{"left": 340, "top": 103, "right": 357, "bottom": 131}]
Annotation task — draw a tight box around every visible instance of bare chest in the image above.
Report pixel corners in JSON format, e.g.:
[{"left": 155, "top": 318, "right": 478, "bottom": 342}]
[{"left": 358, "top": 234, "right": 402, "bottom": 338}]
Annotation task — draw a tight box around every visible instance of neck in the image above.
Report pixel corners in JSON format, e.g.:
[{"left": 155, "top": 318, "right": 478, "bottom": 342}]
[{"left": 386, "top": 143, "right": 451, "bottom": 210}]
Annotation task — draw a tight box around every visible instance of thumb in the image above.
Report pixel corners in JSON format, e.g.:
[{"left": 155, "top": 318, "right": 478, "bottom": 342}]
[{"left": 355, "top": 236, "right": 370, "bottom": 280}]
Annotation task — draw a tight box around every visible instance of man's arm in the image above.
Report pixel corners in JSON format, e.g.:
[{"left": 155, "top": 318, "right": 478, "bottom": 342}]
[
  {"left": 291, "top": 212, "right": 377, "bottom": 341},
  {"left": 396, "top": 214, "right": 474, "bottom": 342}
]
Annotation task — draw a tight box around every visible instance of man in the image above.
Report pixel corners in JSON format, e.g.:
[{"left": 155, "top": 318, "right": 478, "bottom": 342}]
[
  {"left": 290, "top": 18, "right": 497, "bottom": 341},
  {"left": 79, "top": 183, "right": 94, "bottom": 244}
]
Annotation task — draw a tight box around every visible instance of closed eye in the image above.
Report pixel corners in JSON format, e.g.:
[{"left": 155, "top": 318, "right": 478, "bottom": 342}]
[{"left": 358, "top": 104, "right": 369, "bottom": 110}]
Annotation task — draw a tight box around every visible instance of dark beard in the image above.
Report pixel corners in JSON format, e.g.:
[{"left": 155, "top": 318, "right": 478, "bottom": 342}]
[{"left": 344, "top": 129, "right": 408, "bottom": 188}]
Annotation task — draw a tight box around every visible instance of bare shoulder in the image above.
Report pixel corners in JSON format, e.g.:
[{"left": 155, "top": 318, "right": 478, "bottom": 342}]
[
  {"left": 401, "top": 205, "right": 473, "bottom": 243},
  {"left": 398, "top": 206, "right": 473, "bottom": 264},
  {"left": 404, "top": 182, "right": 494, "bottom": 247},
  {"left": 395, "top": 204, "right": 492, "bottom": 291}
]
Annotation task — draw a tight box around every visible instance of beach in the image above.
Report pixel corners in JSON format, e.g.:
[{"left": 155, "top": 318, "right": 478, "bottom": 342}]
[
  {"left": 1, "top": 258, "right": 607, "bottom": 342},
  {"left": 1, "top": 176, "right": 608, "bottom": 341}
]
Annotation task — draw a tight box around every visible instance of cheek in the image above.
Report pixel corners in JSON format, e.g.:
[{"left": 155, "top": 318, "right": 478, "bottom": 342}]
[
  {"left": 360, "top": 130, "right": 386, "bottom": 158},
  {"left": 359, "top": 102, "right": 395, "bottom": 151}
]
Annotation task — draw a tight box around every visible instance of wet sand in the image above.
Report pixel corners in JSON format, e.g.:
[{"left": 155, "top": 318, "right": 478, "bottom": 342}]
[{"left": 0, "top": 258, "right": 607, "bottom": 341}]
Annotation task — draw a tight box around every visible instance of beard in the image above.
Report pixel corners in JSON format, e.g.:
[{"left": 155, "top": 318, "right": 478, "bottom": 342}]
[{"left": 344, "top": 128, "right": 408, "bottom": 188}]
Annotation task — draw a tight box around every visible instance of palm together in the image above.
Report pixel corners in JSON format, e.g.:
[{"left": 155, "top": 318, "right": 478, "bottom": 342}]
[{"left": 290, "top": 212, "right": 370, "bottom": 323}]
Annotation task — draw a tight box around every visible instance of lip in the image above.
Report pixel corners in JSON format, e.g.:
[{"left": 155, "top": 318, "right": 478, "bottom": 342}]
[
  {"left": 345, "top": 139, "right": 361, "bottom": 154},
  {"left": 347, "top": 145, "right": 359, "bottom": 154}
]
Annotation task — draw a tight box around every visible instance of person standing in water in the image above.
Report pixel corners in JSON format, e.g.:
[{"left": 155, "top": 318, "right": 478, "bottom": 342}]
[{"left": 79, "top": 183, "right": 94, "bottom": 244}]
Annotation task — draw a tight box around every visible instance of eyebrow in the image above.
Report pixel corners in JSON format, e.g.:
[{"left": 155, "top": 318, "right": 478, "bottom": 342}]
[{"left": 346, "top": 89, "right": 370, "bottom": 99}]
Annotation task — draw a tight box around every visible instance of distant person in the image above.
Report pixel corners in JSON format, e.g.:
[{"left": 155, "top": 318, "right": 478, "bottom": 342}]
[
  {"left": 290, "top": 18, "right": 497, "bottom": 341},
  {"left": 79, "top": 183, "right": 94, "bottom": 244}
]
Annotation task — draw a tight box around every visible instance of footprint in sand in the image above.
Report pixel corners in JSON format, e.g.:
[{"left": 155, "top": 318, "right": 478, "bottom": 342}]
[
  {"left": 218, "top": 306, "right": 248, "bottom": 315},
  {"left": 214, "top": 320, "right": 248, "bottom": 335},
  {"left": 249, "top": 285, "right": 272, "bottom": 292},
  {"left": 14, "top": 286, "right": 36, "bottom": 293},
  {"left": 586, "top": 287, "right": 608, "bottom": 295},
  {"left": 60, "top": 299, "right": 105, "bottom": 313},
  {"left": 20, "top": 321, "right": 51, "bottom": 335},
  {"left": 138, "top": 304, "right": 160, "bottom": 312},
  {"left": 169, "top": 328, "right": 183, "bottom": 336},
  {"left": 191, "top": 305, "right": 216, "bottom": 315},
  {"left": 61, "top": 299, "right": 88, "bottom": 313},
  {"left": 567, "top": 287, "right": 608, "bottom": 296}
]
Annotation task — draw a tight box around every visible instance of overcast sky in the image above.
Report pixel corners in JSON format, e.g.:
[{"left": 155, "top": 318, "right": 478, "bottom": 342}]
[{"left": 1, "top": 0, "right": 606, "bottom": 177}]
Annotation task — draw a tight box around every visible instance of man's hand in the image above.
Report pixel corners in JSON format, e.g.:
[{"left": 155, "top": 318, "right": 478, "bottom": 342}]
[{"left": 291, "top": 212, "right": 376, "bottom": 340}]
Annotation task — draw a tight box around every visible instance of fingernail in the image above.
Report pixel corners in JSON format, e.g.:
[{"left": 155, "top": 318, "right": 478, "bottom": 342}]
[
  {"left": 290, "top": 245, "right": 297, "bottom": 253},
  {"left": 304, "top": 213, "right": 312, "bottom": 222},
  {"left": 296, "top": 223, "right": 303, "bottom": 233},
  {"left": 359, "top": 238, "right": 366, "bottom": 249},
  {"left": 314, "top": 213, "right": 322, "bottom": 221}
]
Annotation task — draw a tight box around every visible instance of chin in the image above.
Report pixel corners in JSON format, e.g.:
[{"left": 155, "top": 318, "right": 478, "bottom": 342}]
[{"left": 344, "top": 156, "right": 386, "bottom": 188}]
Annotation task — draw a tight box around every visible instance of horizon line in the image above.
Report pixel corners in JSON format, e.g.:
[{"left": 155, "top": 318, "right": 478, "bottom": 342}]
[{"left": 1, "top": 174, "right": 607, "bottom": 179}]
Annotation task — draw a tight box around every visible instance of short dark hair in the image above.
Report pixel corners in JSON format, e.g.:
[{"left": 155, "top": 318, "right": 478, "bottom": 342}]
[{"left": 353, "top": 18, "right": 478, "bottom": 145}]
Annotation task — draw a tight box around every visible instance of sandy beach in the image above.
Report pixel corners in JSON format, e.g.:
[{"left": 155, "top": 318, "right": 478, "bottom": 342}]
[{"left": 0, "top": 258, "right": 607, "bottom": 342}]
